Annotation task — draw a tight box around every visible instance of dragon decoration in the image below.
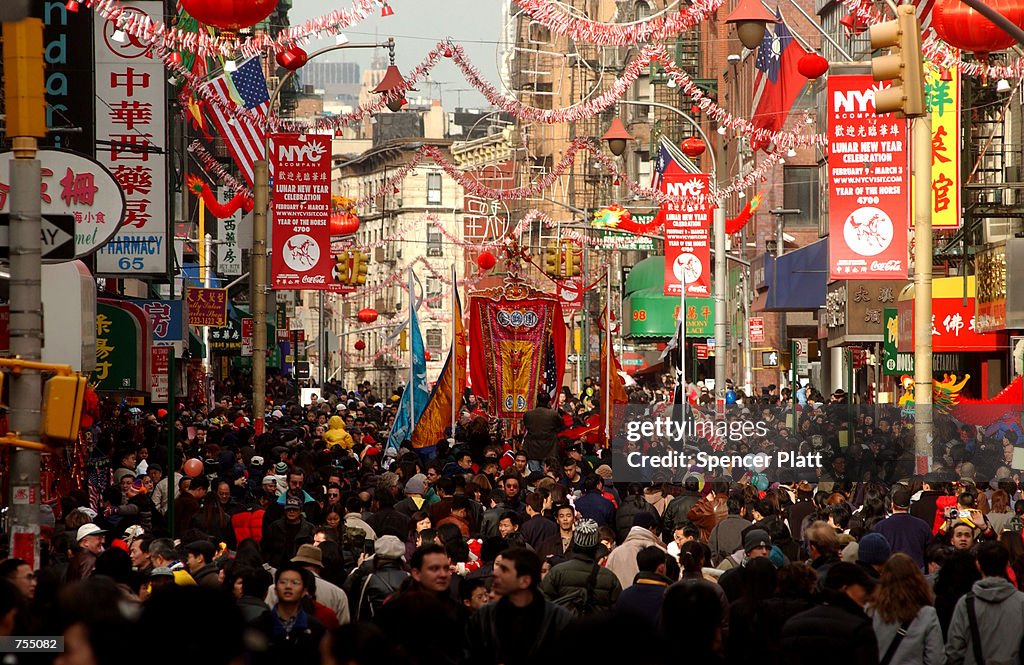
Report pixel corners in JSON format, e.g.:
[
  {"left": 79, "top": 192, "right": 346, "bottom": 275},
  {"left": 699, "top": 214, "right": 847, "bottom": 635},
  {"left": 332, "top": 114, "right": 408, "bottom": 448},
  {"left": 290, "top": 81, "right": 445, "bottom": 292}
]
[
  {"left": 896, "top": 374, "right": 971, "bottom": 416},
  {"left": 185, "top": 175, "right": 255, "bottom": 219},
  {"left": 590, "top": 194, "right": 763, "bottom": 236}
]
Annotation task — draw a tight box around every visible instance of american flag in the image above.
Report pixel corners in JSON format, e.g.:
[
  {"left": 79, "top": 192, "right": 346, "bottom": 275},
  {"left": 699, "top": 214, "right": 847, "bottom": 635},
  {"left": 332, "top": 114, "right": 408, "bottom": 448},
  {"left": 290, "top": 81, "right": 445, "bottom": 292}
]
[
  {"left": 541, "top": 341, "right": 559, "bottom": 399},
  {"left": 202, "top": 57, "right": 269, "bottom": 186}
]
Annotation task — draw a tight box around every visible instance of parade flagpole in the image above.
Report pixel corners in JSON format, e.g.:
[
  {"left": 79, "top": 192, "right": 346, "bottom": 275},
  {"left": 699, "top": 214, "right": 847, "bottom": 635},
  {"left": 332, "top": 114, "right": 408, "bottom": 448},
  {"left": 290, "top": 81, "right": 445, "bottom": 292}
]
[
  {"left": 605, "top": 265, "right": 612, "bottom": 443},
  {"left": 451, "top": 263, "right": 457, "bottom": 440},
  {"left": 408, "top": 267, "right": 414, "bottom": 432}
]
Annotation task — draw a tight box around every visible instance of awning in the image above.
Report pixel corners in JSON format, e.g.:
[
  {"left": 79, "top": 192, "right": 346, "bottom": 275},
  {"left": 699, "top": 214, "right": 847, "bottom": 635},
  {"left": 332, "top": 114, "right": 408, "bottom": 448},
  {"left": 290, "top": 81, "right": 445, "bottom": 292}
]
[
  {"left": 763, "top": 239, "right": 828, "bottom": 312},
  {"left": 624, "top": 256, "right": 664, "bottom": 295},
  {"left": 623, "top": 290, "right": 715, "bottom": 339}
]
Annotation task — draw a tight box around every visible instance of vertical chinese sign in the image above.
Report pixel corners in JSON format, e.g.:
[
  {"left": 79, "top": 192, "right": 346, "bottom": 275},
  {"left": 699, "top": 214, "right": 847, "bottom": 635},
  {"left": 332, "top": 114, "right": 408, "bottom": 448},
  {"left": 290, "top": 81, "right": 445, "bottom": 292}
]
[
  {"left": 217, "top": 187, "right": 243, "bottom": 275},
  {"left": 93, "top": 1, "right": 168, "bottom": 275},
  {"left": 270, "top": 134, "right": 334, "bottom": 290},
  {"left": 827, "top": 74, "right": 909, "bottom": 280},
  {"left": 662, "top": 173, "right": 712, "bottom": 297},
  {"left": 186, "top": 287, "right": 228, "bottom": 327},
  {"left": 912, "top": 64, "right": 961, "bottom": 228}
]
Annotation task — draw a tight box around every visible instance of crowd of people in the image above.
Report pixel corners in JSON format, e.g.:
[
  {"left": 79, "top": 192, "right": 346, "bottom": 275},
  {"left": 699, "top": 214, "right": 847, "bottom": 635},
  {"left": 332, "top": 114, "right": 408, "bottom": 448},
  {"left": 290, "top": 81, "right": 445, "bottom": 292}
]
[{"left": 0, "top": 373, "right": 1022, "bottom": 665}]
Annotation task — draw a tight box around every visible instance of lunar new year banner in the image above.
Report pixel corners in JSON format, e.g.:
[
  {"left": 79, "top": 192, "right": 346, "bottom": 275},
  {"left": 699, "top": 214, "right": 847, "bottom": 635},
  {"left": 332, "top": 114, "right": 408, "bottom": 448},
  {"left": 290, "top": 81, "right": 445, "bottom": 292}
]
[
  {"left": 662, "top": 172, "right": 712, "bottom": 297},
  {"left": 827, "top": 74, "right": 909, "bottom": 280},
  {"left": 469, "top": 295, "right": 567, "bottom": 419},
  {"left": 271, "top": 134, "right": 334, "bottom": 290}
]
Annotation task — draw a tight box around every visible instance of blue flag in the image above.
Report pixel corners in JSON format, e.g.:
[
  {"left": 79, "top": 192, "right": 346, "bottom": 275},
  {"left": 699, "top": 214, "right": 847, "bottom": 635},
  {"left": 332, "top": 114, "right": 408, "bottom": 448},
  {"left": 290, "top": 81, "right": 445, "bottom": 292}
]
[{"left": 386, "top": 272, "right": 431, "bottom": 454}]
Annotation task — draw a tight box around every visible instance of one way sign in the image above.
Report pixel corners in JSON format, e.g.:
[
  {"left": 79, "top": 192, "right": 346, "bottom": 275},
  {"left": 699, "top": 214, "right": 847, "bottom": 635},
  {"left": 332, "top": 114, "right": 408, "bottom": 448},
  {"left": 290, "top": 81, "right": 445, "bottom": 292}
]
[{"left": 0, "top": 213, "right": 76, "bottom": 263}]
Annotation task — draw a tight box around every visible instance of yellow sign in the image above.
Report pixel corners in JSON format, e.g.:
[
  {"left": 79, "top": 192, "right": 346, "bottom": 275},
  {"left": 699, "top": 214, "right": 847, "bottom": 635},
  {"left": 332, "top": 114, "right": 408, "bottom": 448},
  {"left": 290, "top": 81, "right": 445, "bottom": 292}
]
[{"left": 912, "top": 63, "right": 960, "bottom": 228}]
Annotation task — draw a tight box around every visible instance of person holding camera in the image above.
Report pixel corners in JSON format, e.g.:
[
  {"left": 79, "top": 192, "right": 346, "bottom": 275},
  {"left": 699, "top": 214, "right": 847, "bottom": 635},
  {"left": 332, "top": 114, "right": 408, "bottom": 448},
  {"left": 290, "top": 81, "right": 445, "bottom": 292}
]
[{"left": 938, "top": 492, "right": 996, "bottom": 551}]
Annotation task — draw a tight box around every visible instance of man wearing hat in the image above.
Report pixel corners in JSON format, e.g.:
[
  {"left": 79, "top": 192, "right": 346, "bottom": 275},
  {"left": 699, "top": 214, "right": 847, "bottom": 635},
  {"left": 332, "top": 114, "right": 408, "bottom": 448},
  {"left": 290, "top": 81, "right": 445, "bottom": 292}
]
[
  {"left": 605, "top": 512, "right": 667, "bottom": 589},
  {"left": 853, "top": 532, "right": 891, "bottom": 579},
  {"left": 873, "top": 486, "right": 933, "bottom": 570},
  {"left": 262, "top": 490, "right": 316, "bottom": 569},
  {"left": 540, "top": 518, "right": 622, "bottom": 611},
  {"left": 717, "top": 528, "right": 772, "bottom": 602},
  {"left": 342, "top": 535, "right": 410, "bottom": 621},
  {"left": 67, "top": 524, "right": 106, "bottom": 581},
  {"left": 265, "top": 544, "right": 350, "bottom": 624}
]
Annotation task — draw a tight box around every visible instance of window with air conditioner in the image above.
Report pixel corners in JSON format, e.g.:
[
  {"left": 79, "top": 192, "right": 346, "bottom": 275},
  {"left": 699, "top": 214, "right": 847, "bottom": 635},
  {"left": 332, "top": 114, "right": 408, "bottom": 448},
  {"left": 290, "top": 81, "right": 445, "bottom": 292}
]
[
  {"left": 426, "top": 329, "right": 443, "bottom": 351},
  {"left": 427, "top": 173, "right": 442, "bottom": 205},
  {"left": 427, "top": 226, "right": 443, "bottom": 257}
]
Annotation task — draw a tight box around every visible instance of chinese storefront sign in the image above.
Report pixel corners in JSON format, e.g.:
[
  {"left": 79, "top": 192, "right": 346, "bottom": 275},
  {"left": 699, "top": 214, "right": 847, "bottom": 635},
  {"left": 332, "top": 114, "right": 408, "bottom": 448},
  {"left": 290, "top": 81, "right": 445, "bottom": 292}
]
[
  {"left": 749, "top": 316, "right": 765, "bottom": 343},
  {"left": 217, "top": 187, "right": 244, "bottom": 276},
  {"left": 150, "top": 346, "right": 169, "bottom": 402},
  {"left": 134, "top": 300, "right": 185, "bottom": 352},
  {"left": 911, "top": 64, "right": 961, "bottom": 228},
  {"left": 681, "top": 298, "right": 714, "bottom": 337},
  {"left": 270, "top": 134, "right": 334, "bottom": 290},
  {"left": 186, "top": 287, "right": 228, "bottom": 327},
  {"left": 209, "top": 324, "right": 242, "bottom": 351},
  {"left": 93, "top": 1, "right": 168, "bottom": 275},
  {"left": 662, "top": 173, "right": 712, "bottom": 297},
  {"left": 43, "top": 3, "right": 95, "bottom": 153},
  {"left": 827, "top": 75, "right": 909, "bottom": 280},
  {"left": 0, "top": 150, "right": 125, "bottom": 261},
  {"left": 896, "top": 297, "right": 1004, "bottom": 353},
  {"left": 825, "top": 280, "right": 904, "bottom": 346},
  {"left": 92, "top": 303, "right": 142, "bottom": 391}
]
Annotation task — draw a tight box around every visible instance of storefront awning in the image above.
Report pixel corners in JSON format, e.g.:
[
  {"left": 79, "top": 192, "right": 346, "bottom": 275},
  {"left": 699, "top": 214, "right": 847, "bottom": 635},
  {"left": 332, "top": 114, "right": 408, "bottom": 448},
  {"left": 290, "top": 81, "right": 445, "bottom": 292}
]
[
  {"left": 624, "top": 256, "right": 664, "bottom": 296},
  {"left": 762, "top": 239, "right": 828, "bottom": 312},
  {"left": 623, "top": 289, "right": 715, "bottom": 339}
]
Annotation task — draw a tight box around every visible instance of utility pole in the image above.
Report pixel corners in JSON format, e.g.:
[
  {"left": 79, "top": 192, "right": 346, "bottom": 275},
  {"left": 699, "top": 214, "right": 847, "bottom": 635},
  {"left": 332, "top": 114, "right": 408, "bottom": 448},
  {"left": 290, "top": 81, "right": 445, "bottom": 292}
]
[
  {"left": 4, "top": 17, "right": 46, "bottom": 567},
  {"left": 252, "top": 160, "right": 268, "bottom": 433}
]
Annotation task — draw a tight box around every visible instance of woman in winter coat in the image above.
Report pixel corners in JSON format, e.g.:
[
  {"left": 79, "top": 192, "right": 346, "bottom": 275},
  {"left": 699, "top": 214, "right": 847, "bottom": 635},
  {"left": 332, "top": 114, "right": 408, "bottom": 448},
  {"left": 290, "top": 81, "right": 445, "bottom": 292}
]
[{"left": 868, "top": 553, "right": 946, "bottom": 665}]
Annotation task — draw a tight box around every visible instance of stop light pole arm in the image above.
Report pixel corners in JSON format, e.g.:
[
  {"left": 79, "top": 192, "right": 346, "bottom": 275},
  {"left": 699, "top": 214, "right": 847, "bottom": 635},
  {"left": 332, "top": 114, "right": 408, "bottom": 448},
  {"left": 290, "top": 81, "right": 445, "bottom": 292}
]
[
  {"left": 0, "top": 358, "right": 75, "bottom": 377},
  {"left": 0, "top": 436, "right": 58, "bottom": 452}
]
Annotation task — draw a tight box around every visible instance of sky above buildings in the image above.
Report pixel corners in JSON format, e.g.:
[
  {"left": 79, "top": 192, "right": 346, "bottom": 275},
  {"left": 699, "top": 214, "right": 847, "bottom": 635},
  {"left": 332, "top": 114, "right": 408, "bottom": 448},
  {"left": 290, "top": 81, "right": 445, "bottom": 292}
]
[{"left": 290, "top": 0, "right": 503, "bottom": 109}]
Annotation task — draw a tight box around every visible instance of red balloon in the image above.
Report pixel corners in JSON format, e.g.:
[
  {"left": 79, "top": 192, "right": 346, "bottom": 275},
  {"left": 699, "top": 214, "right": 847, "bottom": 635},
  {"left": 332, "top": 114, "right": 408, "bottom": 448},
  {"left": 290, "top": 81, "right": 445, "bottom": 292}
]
[
  {"left": 934, "top": 0, "right": 1024, "bottom": 56},
  {"left": 184, "top": 458, "right": 204, "bottom": 478},
  {"left": 477, "top": 251, "right": 497, "bottom": 271},
  {"left": 354, "top": 339, "right": 366, "bottom": 351},
  {"left": 357, "top": 308, "right": 379, "bottom": 324},
  {"left": 179, "top": 0, "right": 277, "bottom": 31},
  {"left": 680, "top": 137, "right": 706, "bottom": 158},
  {"left": 797, "top": 52, "right": 829, "bottom": 80}
]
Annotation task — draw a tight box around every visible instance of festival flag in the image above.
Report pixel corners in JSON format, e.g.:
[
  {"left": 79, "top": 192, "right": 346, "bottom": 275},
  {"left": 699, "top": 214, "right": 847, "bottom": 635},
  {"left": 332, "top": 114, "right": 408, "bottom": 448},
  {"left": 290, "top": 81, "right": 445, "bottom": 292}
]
[
  {"left": 750, "top": 12, "right": 808, "bottom": 151},
  {"left": 386, "top": 271, "right": 431, "bottom": 454},
  {"left": 600, "top": 306, "right": 629, "bottom": 445},
  {"left": 202, "top": 57, "right": 270, "bottom": 186},
  {"left": 409, "top": 283, "right": 467, "bottom": 460}
]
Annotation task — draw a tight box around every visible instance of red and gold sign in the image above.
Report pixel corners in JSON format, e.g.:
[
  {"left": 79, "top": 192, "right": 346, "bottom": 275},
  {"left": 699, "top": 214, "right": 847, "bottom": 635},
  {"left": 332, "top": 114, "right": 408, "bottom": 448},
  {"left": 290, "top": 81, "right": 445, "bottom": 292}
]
[{"left": 186, "top": 287, "right": 228, "bottom": 327}]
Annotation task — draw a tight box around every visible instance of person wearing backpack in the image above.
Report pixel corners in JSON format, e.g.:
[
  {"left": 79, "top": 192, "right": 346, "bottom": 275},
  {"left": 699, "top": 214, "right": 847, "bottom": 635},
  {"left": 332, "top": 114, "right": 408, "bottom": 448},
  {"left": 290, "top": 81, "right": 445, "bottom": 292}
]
[
  {"left": 342, "top": 535, "right": 409, "bottom": 621},
  {"left": 868, "top": 554, "right": 945, "bottom": 665},
  {"left": 539, "top": 518, "right": 621, "bottom": 614},
  {"left": 946, "top": 540, "right": 1024, "bottom": 665}
]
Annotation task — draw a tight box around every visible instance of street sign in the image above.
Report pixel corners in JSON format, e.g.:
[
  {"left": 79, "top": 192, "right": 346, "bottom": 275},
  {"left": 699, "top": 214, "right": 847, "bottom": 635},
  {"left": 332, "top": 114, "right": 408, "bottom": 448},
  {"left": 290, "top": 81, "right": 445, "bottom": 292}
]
[
  {"left": 761, "top": 350, "right": 779, "bottom": 368},
  {"left": 749, "top": 317, "right": 765, "bottom": 343},
  {"left": 567, "top": 354, "right": 580, "bottom": 363},
  {"left": 695, "top": 344, "right": 709, "bottom": 360},
  {"left": 0, "top": 213, "right": 76, "bottom": 262},
  {"left": 794, "top": 338, "right": 809, "bottom": 374},
  {"left": 295, "top": 361, "right": 310, "bottom": 380}
]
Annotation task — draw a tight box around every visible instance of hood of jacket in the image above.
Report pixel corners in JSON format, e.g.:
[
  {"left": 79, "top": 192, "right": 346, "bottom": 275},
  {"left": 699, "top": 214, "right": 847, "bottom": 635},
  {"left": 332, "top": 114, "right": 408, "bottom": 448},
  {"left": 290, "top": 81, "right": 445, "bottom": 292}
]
[
  {"left": 623, "top": 526, "right": 664, "bottom": 548},
  {"left": 973, "top": 576, "right": 1019, "bottom": 603}
]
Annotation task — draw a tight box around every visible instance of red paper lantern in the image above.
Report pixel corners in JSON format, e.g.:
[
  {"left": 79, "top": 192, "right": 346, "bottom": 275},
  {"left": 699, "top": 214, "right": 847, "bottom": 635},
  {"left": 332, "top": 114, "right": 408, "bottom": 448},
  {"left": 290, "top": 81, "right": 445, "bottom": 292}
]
[
  {"left": 184, "top": 458, "right": 204, "bottom": 478},
  {"left": 477, "top": 251, "right": 496, "bottom": 271},
  {"left": 680, "top": 137, "right": 706, "bottom": 158},
  {"left": 424, "top": 351, "right": 432, "bottom": 361},
  {"left": 179, "top": 0, "right": 277, "bottom": 32},
  {"left": 933, "top": 0, "right": 1024, "bottom": 59},
  {"left": 354, "top": 339, "right": 366, "bottom": 351},
  {"left": 329, "top": 212, "right": 360, "bottom": 236},
  {"left": 357, "top": 308, "right": 379, "bottom": 324},
  {"left": 797, "top": 52, "right": 829, "bottom": 79},
  {"left": 275, "top": 46, "right": 308, "bottom": 71}
]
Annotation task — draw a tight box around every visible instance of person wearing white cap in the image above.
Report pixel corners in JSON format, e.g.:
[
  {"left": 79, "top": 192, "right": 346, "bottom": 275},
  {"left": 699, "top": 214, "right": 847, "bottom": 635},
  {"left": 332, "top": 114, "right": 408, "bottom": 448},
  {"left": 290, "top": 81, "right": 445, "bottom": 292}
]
[{"left": 66, "top": 524, "right": 106, "bottom": 582}]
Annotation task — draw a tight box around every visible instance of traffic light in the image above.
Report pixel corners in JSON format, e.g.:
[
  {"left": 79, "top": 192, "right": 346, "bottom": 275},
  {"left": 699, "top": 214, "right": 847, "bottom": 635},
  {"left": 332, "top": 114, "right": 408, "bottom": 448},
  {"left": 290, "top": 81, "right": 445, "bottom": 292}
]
[
  {"left": 350, "top": 251, "right": 368, "bottom": 286},
  {"left": 41, "top": 374, "right": 86, "bottom": 443},
  {"left": 869, "top": 4, "right": 925, "bottom": 117},
  {"left": 2, "top": 17, "right": 47, "bottom": 138},
  {"left": 399, "top": 329, "right": 408, "bottom": 352},
  {"left": 543, "top": 243, "right": 560, "bottom": 276},
  {"left": 565, "top": 245, "right": 583, "bottom": 277},
  {"left": 332, "top": 251, "right": 351, "bottom": 284}
]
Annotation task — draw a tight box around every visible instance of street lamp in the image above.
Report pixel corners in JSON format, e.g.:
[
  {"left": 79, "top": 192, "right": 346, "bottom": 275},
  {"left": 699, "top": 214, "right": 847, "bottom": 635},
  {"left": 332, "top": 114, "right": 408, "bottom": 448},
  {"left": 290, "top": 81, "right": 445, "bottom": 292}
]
[
  {"left": 601, "top": 117, "right": 634, "bottom": 157},
  {"left": 616, "top": 99, "right": 728, "bottom": 410},
  {"left": 373, "top": 38, "right": 407, "bottom": 112},
  {"left": 724, "top": 0, "right": 779, "bottom": 49},
  {"left": 249, "top": 38, "right": 394, "bottom": 432}
]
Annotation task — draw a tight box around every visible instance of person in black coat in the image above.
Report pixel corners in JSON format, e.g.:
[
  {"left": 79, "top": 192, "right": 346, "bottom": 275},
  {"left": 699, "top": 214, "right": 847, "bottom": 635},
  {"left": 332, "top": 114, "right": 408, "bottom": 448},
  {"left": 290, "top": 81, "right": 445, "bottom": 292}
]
[
  {"left": 249, "top": 564, "right": 326, "bottom": 665},
  {"left": 518, "top": 493, "right": 557, "bottom": 550},
  {"left": 614, "top": 547, "right": 673, "bottom": 626},
  {"left": 780, "top": 562, "right": 880, "bottom": 665}
]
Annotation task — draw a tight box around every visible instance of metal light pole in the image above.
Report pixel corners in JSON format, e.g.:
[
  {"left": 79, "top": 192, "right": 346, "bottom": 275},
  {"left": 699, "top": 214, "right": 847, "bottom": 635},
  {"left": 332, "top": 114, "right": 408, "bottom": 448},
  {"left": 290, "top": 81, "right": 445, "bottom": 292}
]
[
  {"left": 616, "top": 100, "right": 727, "bottom": 407},
  {"left": 769, "top": 207, "right": 800, "bottom": 392},
  {"left": 251, "top": 40, "right": 394, "bottom": 431},
  {"left": 912, "top": 115, "right": 934, "bottom": 472}
]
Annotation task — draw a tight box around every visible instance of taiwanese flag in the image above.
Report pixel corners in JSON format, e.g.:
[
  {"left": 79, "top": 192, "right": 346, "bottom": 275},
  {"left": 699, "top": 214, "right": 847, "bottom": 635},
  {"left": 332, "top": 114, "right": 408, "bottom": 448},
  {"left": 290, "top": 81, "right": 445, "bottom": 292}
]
[
  {"left": 651, "top": 136, "right": 690, "bottom": 228},
  {"left": 750, "top": 12, "right": 808, "bottom": 152}
]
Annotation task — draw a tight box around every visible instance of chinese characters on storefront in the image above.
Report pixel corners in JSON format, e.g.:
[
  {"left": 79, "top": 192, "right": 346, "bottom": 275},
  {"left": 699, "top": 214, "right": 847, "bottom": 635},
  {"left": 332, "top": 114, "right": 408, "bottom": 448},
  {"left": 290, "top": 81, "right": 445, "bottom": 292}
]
[
  {"left": 217, "top": 187, "right": 243, "bottom": 276},
  {"left": 186, "top": 287, "right": 228, "bottom": 327},
  {"left": 93, "top": 1, "right": 168, "bottom": 275},
  {"left": 911, "top": 64, "right": 961, "bottom": 228},
  {"left": 827, "top": 74, "right": 909, "bottom": 280}
]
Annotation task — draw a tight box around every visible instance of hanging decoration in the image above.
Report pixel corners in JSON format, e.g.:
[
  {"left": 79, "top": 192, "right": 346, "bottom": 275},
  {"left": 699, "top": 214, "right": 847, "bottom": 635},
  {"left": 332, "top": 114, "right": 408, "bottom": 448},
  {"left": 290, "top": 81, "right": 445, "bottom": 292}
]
[
  {"left": 725, "top": 193, "right": 763, "bottom": 234},
  {"left": 357, "top": 308, "right": 379, "bottom": 324},
  {"left": 477, "top": 251, "right": 497, "bottom": 271},
  {"left": 797, "top": 52, "right": 830, "bottom": 79},
  {"left": 680, "top": 136, "right": 707, "bottom": 157},
  {"left": 329, "top": 196, "right": 361, "bottom": 236},
  {"left": 187, "top": 141, "right": 250, "bottom": 198},
  {"left": 591, "top": 204, "right": 660, "bottom": 235},
  {"left": 354, "top": 339, "right": 366, "bottom": 351},
  {"left": 178, "top": 0, "right": 277, "bottom": 32},
  {"left": 276, "top": 45, "right": 309, "bottom": 71},
  {"left": 184, "top": 175, "right": 254, "bottom": 218},
  {"left": 513, "top": 0, "right": 726, "bottom": 45},
  {"left": 932, "top": 0, "right": 1024, "bottom": 63}
]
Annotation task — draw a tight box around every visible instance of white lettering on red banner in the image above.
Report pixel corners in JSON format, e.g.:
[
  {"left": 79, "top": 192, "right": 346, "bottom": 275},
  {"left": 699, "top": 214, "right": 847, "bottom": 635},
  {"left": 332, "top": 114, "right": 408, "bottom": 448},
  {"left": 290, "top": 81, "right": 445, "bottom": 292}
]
[{"left": 663, "top": 173, "right": 712, "bottom": 297}]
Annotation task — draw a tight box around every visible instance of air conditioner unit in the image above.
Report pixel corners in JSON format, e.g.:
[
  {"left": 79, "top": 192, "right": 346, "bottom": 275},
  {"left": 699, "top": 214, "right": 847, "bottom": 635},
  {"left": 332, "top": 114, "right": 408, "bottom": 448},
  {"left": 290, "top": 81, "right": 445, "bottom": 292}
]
[
  {"left": 374, "top": 247, "right": 386, "bottom": 262},
  {"left": 427, "top": 246, "right": 443, "bottom": 258},
  {"left": 375, "top": 298, "right": 387, "bottom": 312}
]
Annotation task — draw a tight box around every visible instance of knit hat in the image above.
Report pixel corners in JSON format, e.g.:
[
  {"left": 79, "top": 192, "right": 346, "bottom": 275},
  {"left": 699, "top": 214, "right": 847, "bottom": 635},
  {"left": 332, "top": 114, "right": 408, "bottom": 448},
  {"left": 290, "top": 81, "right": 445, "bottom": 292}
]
[
  {"left": 743, "top": 529, "right": 771, "bottom": 553},
  {"left": 572, "top": 518, "right": 600, "bottom": 549},
  {"left": 404, "top": 473, "right": 427, "bottom": 496},
  {"left": 374, "top": 535, "right": 405, "bottom": 560},
  {"left": 768, "top": 545, "right": 786, "bottom": 569},
  {"left": 274, "top": 461, "right": 289, "bottom": 475},
  {"left": 857, "top": 533, "right": 892, "bottom": 566},
  {"left": 594, "top": 465, "right": 613, "bottom": 481}
]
